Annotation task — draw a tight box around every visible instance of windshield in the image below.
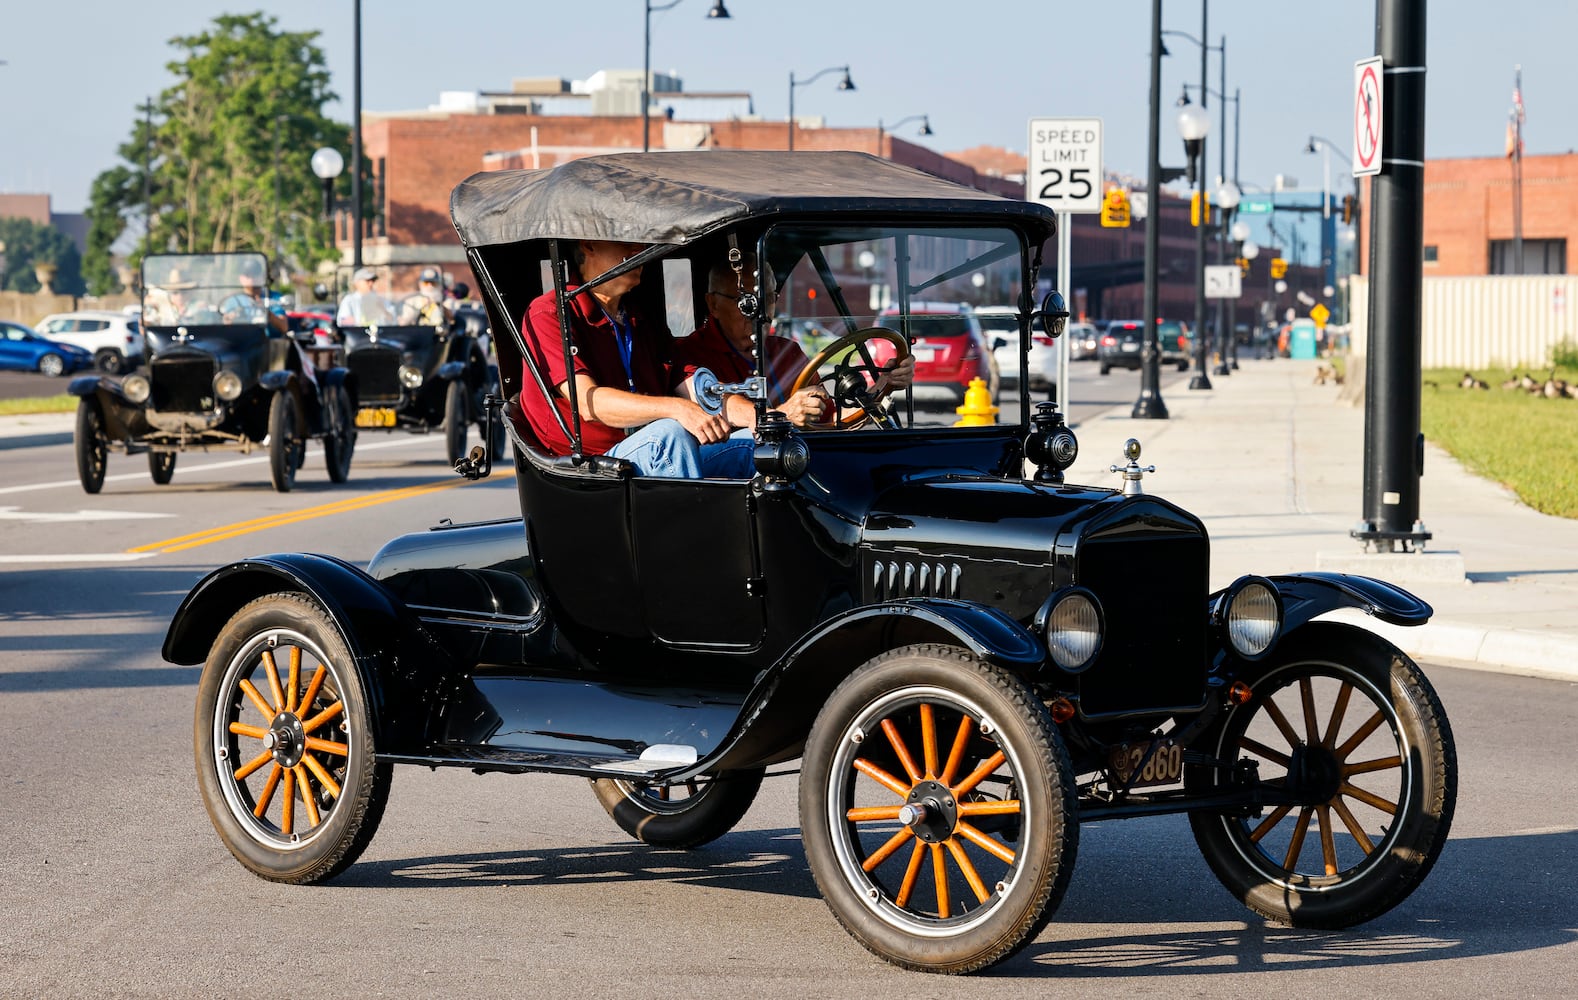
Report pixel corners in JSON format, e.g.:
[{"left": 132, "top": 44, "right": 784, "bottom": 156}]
[
  {"left": 141, "top": 253, "right": 271, "bottom": 328},
  {"left": 761, "top": 224, "right": 1026, "bottom": 429}
]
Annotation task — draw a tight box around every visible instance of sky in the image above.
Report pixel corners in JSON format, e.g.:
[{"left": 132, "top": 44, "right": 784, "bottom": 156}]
[{"left": 4, "top": 0, "right": 1572, "bottom": 260}]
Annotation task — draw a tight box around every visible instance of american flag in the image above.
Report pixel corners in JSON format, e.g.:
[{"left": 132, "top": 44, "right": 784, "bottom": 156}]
[{"left": 1506, "top": 66, "right": 1525, "bottom": 159}]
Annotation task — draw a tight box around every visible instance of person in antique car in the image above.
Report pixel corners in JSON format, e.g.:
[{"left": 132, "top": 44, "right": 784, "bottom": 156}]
[
  {"left": 674, "top": 253, "right": 915, "bottom": 429},
  {"left": 336, "top": 266, "right": 398, "bottom": 326},
  {"left": 397, "top": 266, "right": 452, "bottom": 327},
  {"left": 219, "top": 265, "right": 288, "bottom": 334},
  {"left": 518, "top": 239, "right": 755, "bottom": 479}
]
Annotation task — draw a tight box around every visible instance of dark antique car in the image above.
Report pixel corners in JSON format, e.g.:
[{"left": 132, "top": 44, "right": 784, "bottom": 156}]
[
  {"left": 334, "top": 265, "right": 502, "bottom": 466},
  {"left": 69, "top": 253, "right": 356, "bottom": 493},
  {"left": 166, "top": 153, "right": 1455, "bottom": 975}
]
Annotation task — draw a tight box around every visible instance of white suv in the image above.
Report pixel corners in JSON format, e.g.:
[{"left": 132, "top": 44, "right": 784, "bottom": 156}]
[{"left": 32, "top": 310, "right": 144, "bottom": 374}]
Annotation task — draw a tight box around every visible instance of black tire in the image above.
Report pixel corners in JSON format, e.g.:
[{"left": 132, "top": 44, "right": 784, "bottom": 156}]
[
  {"left": 1185, "top": 622, "right": 1456, "bottom": 929},
  {"left": 38, "top": 352, "right": 66, "bottom": 377},
  {"left": 268, "top": 391, "right": 298, "bottom": 493},
  {"left": 74, "top": 397, "right": 107, "bottom": 494},
  {"left": 149, "top": 450, "right": 176, "bottom": 485},
  {"left": 194, "top": 592, "right": 392, "bottom": 884},
  {"left": 1098, "top": 363, "right": 1110, "bottom": 376},
  {"left": 1177, "top": 361, "right": 1191, "bottom": 372},
  {"left": 323, "top": 387, "right": 356, "bottom": 484},
  {"left": 444, "top": 379, "right": 467, "bottom": 467},
  {"left": 589, "top": 768, "right": 766, "bottom": 849},
  {"left": 95, "top": 349, "right": 127, "bottom": 375},
  {"left": 800, "top": 644, "right": 1078, "bottom": 974}
]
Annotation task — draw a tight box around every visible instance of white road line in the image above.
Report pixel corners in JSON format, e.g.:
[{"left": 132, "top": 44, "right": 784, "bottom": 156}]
[
  {"left": 0, "top": 552, "right": 158, "bottom": 563},
  {"left": 0, "top": 506, "right": 176, "bottom": 523}
]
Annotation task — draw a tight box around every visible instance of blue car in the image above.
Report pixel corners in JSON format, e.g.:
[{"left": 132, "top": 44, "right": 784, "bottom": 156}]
[{"left": 0, "top": 320, "right": 94, "bottom": 377}]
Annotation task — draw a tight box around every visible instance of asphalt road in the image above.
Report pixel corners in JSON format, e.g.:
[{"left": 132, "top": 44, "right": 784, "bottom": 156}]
[{"left": 4, "top": 369, "right": 1571, "bottom": 996}]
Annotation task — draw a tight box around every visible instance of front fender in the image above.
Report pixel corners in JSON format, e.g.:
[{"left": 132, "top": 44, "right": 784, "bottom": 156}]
[
  {"left": 1266, "top": 571, "right": 1433, "bottom": 631},
  {"left": 258, "top": 370, "right": 296, "bottom": 393},
  {"left": 69, "top": 374, "right": 109, "bottom": 398},
  {"left": 437, "top": 360, "right": 467, "bottom": 382}
]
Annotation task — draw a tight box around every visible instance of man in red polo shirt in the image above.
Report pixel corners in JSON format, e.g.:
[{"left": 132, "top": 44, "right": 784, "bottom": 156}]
[{"left": 518, "top": 240, "right": 754, "bottom": 478}]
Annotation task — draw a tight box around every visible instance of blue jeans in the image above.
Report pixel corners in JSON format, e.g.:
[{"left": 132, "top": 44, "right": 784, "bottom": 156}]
[{"left": 607, "top": 420, "right": 756, "bottom": 479}]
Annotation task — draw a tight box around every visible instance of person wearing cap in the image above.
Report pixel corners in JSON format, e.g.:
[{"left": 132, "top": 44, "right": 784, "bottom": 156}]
[
  {"left": 517, "top": 239, "right": 755, "bottom": 479},
  {"left": 337, "top": 267, "right": 398, "bottom": 326},
  {"left": 398, "top": 266, "right": 452, "bottom": 327},
  {"left": 220, "top": 266, "right": 288, "bottom": 334}
]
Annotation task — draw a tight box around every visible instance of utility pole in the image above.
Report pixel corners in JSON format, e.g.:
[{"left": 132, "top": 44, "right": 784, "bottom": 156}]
[
  {"left": 1510, "top": 65, "right": 1524, "bottom": 273},
  {"left": 351, "top": 0, "right": 364, "bottom": 268}
]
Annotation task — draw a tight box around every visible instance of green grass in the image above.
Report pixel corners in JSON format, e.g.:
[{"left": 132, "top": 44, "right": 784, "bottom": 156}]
[
  {"left": 0, "top": 394, "right": 75, "bottom": 416},
  {"left": 1422, "top": 366, "right": 1578, "bottom": 518}
]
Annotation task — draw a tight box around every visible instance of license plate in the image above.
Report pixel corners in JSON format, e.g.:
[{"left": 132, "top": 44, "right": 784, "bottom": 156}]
[
  {"left": 1121, "top": 342, "right": 1139, "bottom": 352},
  {"left": 911, "top": 346, "right": 936, "bottom": 362},
  {"left": 356, "top": 407, "right": 396, "bottom": 428},
  {"left": 1108, "top": 739, "right": 1182, "bottom": 787}
]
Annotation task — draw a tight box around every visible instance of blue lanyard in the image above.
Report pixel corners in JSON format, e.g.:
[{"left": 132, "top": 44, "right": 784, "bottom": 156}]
[{"left": 602, "top": 307, "right": 636, "bottom": 391}]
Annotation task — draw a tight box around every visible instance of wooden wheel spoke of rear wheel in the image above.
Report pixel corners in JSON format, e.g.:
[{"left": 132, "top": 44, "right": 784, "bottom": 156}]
[
  {"left": 1316, "top": 804, "right": 1338, "bottom": 876},
  {"left": 252, "top": 763, "right": 284, "bottom": 818},
  {"left": 1322, "top": 682, "right": 1354, "bottom": 748},
  {"left": 1239, "top": 736, "right": 1291, "bottom": 767},
  {"left": 939, "top": 714, "right": 974, "bottom": 786},
  {"left": 846, "top": 805, "right": 903, "bottom": 822},
  {"left": 285, "top": 647, "right": 301, "bottom": 714},
  {"left": 931, "top": 843, "right": 951, "bottom": 919},
  {"left": 957, "top": 798, "right": 1020, "bottom": 818},
  {"left": 1282, "top": 806, "right": 1313, "bottom": 870},
  {"left": 301, "top": 753, "right": 342, "bottom": 799},
  {"left": 1248, "top": 803, "right": 1293, "bottom": 843},
  {"left": 298, "top": 666, "right": 327, "bottom": 718},
  {"left": 919, "top": 703, "right": 939, "bottom": 779},
  {"left": 943, "top": 838, "right": 991, "bottom": 904},
  {"left": 1339, "top": 781, "right": 1397, "bottom": 815},
  {"left": 853, "top": 757, "right": 914, "bottom": 799},
  {"left": 261, "top": 650, "right": 286, "bottom": 716},
  {"left": 228, "top": 722, "right": 268, "bottom": 741},
  {"left": 951, "top": 751, "right": 1006, "bottom": 798},
  {"left": 292, "top": 765, "right": 320, "bottom": 827},
  {"left": 234, "top": 749, "right": 274, "bottom": 782},
  {"left": 1331, "top": 796, "right": 1376, "bottom": 854},
  {"left": 1344, "top": 755, "right": 1402, "bottom": 777},
  {"left": 895, "top": 839, "right": 927, "bottom": 908},
  {"left": 1299, "top": 678, "right": 1321, "bottom": 746},
  {"left": 860, "top": 825, "right": 915, "bottom": 873},
  {"left": 954, "top": 821, "right": 1015, "bottom": 864},
  {"left": 1334, "top": 710, "right": 1389, "bottom": 761},
  {"left": 300, "top": 701, "right": 344, "bottom": 735},
  {"left": 304, "top": 736, "right": 348, "bottom": 757},
  {"left": 238, "top": 679, "right": 275, "bottom": 720},
  {"left": 1260, "top": 695, "right": 1304, "bottom": 750},
  {"left": 880, "top": 718, "right": 923, "bottom": 784},
  {"left": 281, "top": 768, "right": 296, "bottom": 835}
]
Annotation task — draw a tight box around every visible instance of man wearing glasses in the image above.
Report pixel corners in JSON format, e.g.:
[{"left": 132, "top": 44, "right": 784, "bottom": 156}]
[{"left": 336, "top": 266, "right": 397, "bottom": 327}]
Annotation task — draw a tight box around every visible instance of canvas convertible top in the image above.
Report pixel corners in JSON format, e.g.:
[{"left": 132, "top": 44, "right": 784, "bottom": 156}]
[{"left": 449, "top": 150, "right": 1056, "bottom": 249}]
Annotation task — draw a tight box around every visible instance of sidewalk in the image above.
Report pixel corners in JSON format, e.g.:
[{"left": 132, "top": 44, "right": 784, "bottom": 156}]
[{"left": 1067, "top": 358, "right": 1578, "bottom": 683}]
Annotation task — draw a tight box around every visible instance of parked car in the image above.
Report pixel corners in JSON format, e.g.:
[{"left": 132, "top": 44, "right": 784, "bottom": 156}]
[
  {"left": 33, "top": 309, "right": 143, "bottom": 374},
  {"left": 876, "top": 301, "right": 999, "bottom": 403},
  {"left": 1159, "top": 319, "right": 1193, "bottom": 370},
  {"left": 0, "top": 320, "right": 94, "bottom": 376},
  {"left": 169, "top": 150, "right": 1455, "bottom": 976},
  {"left": 68, "top": 252, "right": 356, "bottom": 493},
  {"left": 1097, "top": 319, "right": 1192, "bottom": 374},
  {"left": 973, "top": 305, "right": 1020, "bottom": 387}
]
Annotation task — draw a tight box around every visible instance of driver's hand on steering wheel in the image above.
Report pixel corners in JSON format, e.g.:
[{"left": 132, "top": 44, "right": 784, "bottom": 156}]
[
  {"left": 884, "top": 355, "right": 916, "bottom": 390},
  {"left": 779, "top": 386, "right": 831, "bottom": 427},
  {"left": 675, "top": 402, "right": 732, "bottom": 445}
]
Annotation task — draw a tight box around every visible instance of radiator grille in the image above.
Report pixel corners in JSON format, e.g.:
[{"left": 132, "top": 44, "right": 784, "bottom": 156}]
[
  {"left": 348, "top": 346, "right": 402, "bottom": 402},
  {"left": 149, "top": 355, "right": 218, "bottom": 414}
]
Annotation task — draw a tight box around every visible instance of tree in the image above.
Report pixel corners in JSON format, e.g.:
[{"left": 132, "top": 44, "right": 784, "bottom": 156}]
[
  {"left": 83, "top": 12, "right": 351, "bottom": 290},
  {"left": 0, "top": 217, "right": 85, "bottom": 295}
]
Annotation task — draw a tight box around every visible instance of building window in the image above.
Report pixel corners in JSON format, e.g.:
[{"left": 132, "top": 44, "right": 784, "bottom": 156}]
[
  {"left": 1488, "top": 238, "right": 1566, "bottom": 275},
  {"left": 1423, "top": 245, "right": 1438, "bottom": 263}
]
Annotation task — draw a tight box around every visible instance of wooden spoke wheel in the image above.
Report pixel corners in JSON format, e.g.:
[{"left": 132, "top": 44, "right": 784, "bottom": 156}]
[
  {"left": 194, "top": 593, "right": 390, "bottom": 884},
  {"left": 788, "top": 327, "right": 910, "bottom": 429},
  {"left": 1187, "top": 622, "right": 1456, "bottom": 928},
  {"left": 74, "top": 398, "right": 108, "bottom": 494},
  {"left": 589, "top": 767, "right": 765, "bottom": 849},
  {"left": 268, "top": 392, "right": 299, "bottom": 493},
  {"left": 323, "top": 385, "right": 356, "bottom": 484},
  {"left": 800, "top": 644, "right": 1077, "bottom": 974}
]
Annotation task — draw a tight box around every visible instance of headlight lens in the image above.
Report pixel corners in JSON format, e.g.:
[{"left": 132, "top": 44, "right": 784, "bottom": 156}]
[
  {"left": 398, "top": 365, "right": 424, "bottom": 389},
  {"left": 1045, "top": 588, "right": 1103, "bottom": 673},
  {"left": 212, "top": 370, "right": 243, "bottom": 401},
  {"left": 121, "top": 373, "right": 150, "bottom": 404},
  {"left": 1225, "top": 579, "right": 1280, "bottom": 658}
]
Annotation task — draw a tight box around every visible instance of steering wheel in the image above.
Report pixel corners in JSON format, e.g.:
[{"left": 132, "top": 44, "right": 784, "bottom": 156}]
[{"left": 788, "top": 327, "right": 911, "bottom": 429}]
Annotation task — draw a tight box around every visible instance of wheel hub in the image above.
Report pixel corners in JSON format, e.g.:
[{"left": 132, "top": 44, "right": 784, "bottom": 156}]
[
  {"left": 902, "top": 780, "right": 959, "bottom": 844},
  {"left": 1287, "top": 744, "right": 1343, "bottom": 804},
  {"left": 268, "top": 712, "right": 307, "bottom": 769}
]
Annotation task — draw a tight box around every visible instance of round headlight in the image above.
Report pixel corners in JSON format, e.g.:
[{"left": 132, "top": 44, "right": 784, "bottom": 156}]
[
  {"left": 212, "top": 370, "right": 243, "bottom": 401},
  {"left": 1224, "top": 578, "right": 1281, "bottom": 659},
  {"left": 1044, "top": 588, "right": 1103, "bottom": 673},
  {"left": 398, "top": 365, "right": 424, "bottom": 389},
  {"left": 121, "top": 373, "right": 150, "bottom": 404}
]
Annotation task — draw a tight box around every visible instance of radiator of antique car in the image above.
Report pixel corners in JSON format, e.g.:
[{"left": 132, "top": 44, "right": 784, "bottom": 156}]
[
  {"left": 150, "top": 355, "right": 219, "bottom": 413},
  {"left": 347, "top": 346, "right": 403, "bottom": 403}
]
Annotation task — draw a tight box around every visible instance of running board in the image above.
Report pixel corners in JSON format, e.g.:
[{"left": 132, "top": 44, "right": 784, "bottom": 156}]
[{"left": 381, "top": 741, "right": 700, "bottom": 778}]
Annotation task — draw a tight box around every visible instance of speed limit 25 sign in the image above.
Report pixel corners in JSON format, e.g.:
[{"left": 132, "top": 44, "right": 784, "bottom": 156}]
[{"left": 1028, "top": 118, "right": 1103, "bottom": 213}]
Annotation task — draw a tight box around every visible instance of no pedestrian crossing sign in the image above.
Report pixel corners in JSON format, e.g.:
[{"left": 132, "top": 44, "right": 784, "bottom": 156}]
[
  {"left": 1204, "top": 265, "right": 1242, "bottom": 299},
  {"left": 1354, "top": 56, "right": 1384, "bottom": 177},
  {"left": 1028, "top": 118, "right": 1102, "bottom": 213}
]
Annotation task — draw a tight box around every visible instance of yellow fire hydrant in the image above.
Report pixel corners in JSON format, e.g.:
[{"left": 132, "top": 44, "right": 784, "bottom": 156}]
[{"left": 953, "top": 377, "right": 998, "bottom": 426}]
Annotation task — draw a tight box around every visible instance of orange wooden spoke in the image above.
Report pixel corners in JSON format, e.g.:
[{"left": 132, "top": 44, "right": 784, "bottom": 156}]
[
  {"left": 1239, "top": 737, "right": 1291, "bottom": 767},
  {"left": 293, "top": 765, "right": 320, "bottom": 827},
  {"left": 1282, "top": 807, "right": 1313, "bottom": 870},
  {"left": 298, "top": 665, "right": 327, "bottom": 718},
  {"left": 939, "top": 715, "right": 973, "bottom": 786},
  {"left": 1260, "top": 695, "right": 1304, "bottom": 749},
  {"left": 228, "top": 722, "right": 268, "bottom": 740},
  {"left": 955, "top": 822, "right": 1016, "bottom": 864},
  {"left": 234, "top": 749, "right": 274, "bottom": 781},
  {"left": 951, "top": 751, "right": 1006, "bottom": 798},
  {"left": 237, "top": 679, "right": 275, "bottom": 721},
  {"left": 1344, "top": 755, "right": 1403, "bottom": 777},
  {"left": 846, "top": 805, "right": 903, "bottom": 822},
  {"left": 853, "top": 757, "right": 914, "bottom": 799},
  {"left": 931, "top": 843, "right": 951, "bottom": 919},
  {"left": 261, "top": 650, "right": 286, "bottom": 713},
  {"left": 1317, "top": 804, "right": 1338, "bottom": 876},
  {"left": 300, "top": 700, "right": 344, "bottom": 735},
  {"left": 944, "top": 838, "right": 991, "bottom": 904},
  {"left": 1339, "top": 781, "right": 1397, "bottom": 815},
  {"left": 861, "top": 826, "right": 915, "bottom": 872},
  {"left": 286, "top": 646, "right": 301, "bottom": 714},
  {"left": 1249, "top": 803, "right": 1293, "bottom": 843},
  {"left": 1322, "top": 681, "right": 1354, "bottom": 748},
  {"left": 895, "top": 840, "right": 926, "bottom": 908},
  {"left": 1335, "top": 710, "right": 1388, "bottom": 760},
  {"left": 301, "top": 753, "right": 341, "bottom": 799},
  {"left": 880, "top": 718, "right": 923, "bottom": 784},
  {"left": 305, "top": 736, "right": 348, "bottom": 757},
  {"left": 252, "top": 764, "right": 283, "bottom": 818},
  {"left": 919, "top": 703, "right": 939, "bottom": 779},
  {"left": 1299, "top": 677, "right": 1321, "bottom": 746},
  {"left": 1331, "top": 796, "right": 1376, "bottom": 854},
  {"left": 958, "top": 799, "right": 1021, "bottom": 817},
  {"left": 281, "top": 768, "right": 295, "bottom": 835}
]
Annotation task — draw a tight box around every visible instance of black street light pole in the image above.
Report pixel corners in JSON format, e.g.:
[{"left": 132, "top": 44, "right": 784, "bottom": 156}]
[
  {"left": 1187, "top": 2, "right": 1211, "bottom": 391},
  {"left": 787, "top": 65, "right": 854, "bottom": 151},
  {"left": 1133, "top": 0, "right": 1167, "bottom": 419},
  {"left": 141, "top": 97, "right": 154, "bottom": 263},
  {"left": 351, "top": 0, "right": 363, "bottom": 268},
  {"left": 876, "top": 114, "right": 932, "bottom": 156}
]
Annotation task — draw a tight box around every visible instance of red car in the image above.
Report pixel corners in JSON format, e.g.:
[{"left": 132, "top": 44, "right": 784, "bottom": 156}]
[{"left": 875, "top": 302, "right": 999, "bottom": 403}]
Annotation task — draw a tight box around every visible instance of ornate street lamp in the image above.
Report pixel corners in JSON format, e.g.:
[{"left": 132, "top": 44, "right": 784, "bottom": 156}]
[
  {"left": 1177, "top": 102, "right": 1212, "bottom": 391},
  {"left": 788, "top": 65, "right": 854, "bottom": 151},
  {"left": 311, "top": 146, "right": 345, "bottom": 252},
  {"left": 642, "top": 0, "right": 730, "bottom": 153}
]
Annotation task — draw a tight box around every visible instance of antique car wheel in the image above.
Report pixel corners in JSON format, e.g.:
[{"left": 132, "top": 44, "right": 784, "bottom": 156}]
[
  {"left": 1186, "top": 622, "right": 1456, "bottom": 928},
  {"left": 444, "top": 380, "right": 468, "bottom": 466},
  {"left": 194, "top": 592, "right": 391, "bottom": 884},
  {"left": 268, "top": 392, "right": 299, "bottom": 493},
  {"left": 149, "top": 451, "right": 177, "bottom": 485},
  {"left": 589, "top": 767, "right": 765, "bottom": 849},
  {"left": 74, "top": 398, "right": 108, "bottom": 494},
  {"left": 38, "top": 352, "right": 66, "bottom": 377},
  {"left": 801, "top": 644, "right": 1078, "bottom": 974},
  {"left": 323, "top": 387, "right": 355, "bottom": 483}
]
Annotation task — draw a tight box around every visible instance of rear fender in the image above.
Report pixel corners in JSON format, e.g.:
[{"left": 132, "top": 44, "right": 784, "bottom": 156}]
[{"left": 1265, "top": 571, "right": 1433, "bottom": 631}]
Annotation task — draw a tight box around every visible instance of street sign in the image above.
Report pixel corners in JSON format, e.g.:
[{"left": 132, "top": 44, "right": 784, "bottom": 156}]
[
  {"left": 1270, "top": 257, "right": 1288, "bottom": 279},
  {"left": 1354, "top": 56, "right": 1384, "bottom": 177},
  {"left": 1130, "top": 191, "right": 1148, "bottom": 219},
  {"left": 1310, "top": 302, "right": 1331, "bottom": 328},
  {"left": 1239, "top": 196, "right": 1273, "bottom": 214},
  {"left": 1204, "top": 265, "right": 1242, "bottom": 299},
  {"left": 1100, "top": 188, "right": 1131, "bottom": 227},
  {"left": 1028, "top": 118, "right": 1103, "bottom": 213}
]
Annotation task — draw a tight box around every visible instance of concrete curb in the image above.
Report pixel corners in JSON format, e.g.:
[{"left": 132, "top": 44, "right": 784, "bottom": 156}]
[{"left": 1323, "top": 610, "right": 1578, "bottom": 684}]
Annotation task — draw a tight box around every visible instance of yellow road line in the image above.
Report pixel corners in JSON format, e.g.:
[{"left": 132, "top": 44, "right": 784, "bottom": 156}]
[{"left": 127, "top": 478, "right": 472, "bottom": 555}]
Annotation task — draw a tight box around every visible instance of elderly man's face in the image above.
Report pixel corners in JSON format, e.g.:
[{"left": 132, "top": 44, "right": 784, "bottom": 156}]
[
  {"left": 579, "top": 241, "right": 645, "bottom": 299},
  {"left": 707, "top": 274, "right": 775, "bottom": 350},
  {"left": 239, "top": 274, "right": 263, "bottom": 298}
]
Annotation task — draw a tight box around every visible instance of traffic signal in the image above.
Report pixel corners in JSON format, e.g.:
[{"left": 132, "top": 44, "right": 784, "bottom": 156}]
[
  {"left": 1341, "top": 194, "right": 1356, "bottom": 225},
  {"left": 1270, "top": 257, "right": 1288, "bottom": 280},
  {"left": 1190, "top": 191, "right": 1211, "bottom": 226},
  {"left": 1100, "top": 188, "right": 1131, "bottom": 228},
  {"left": 1237, "top": 257, "right": 1251, "bottom": 276}
]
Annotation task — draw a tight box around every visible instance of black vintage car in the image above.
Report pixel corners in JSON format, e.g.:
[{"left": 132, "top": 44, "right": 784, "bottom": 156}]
[
  {"left": 166, "top": 153, "right": 1455, "bottom": 975},
  {"left": 70, "top": 253, "right": 356, "bottom": 493},
  {"left": 334, "top": 265, "right": 502, "bottom": 466}
]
